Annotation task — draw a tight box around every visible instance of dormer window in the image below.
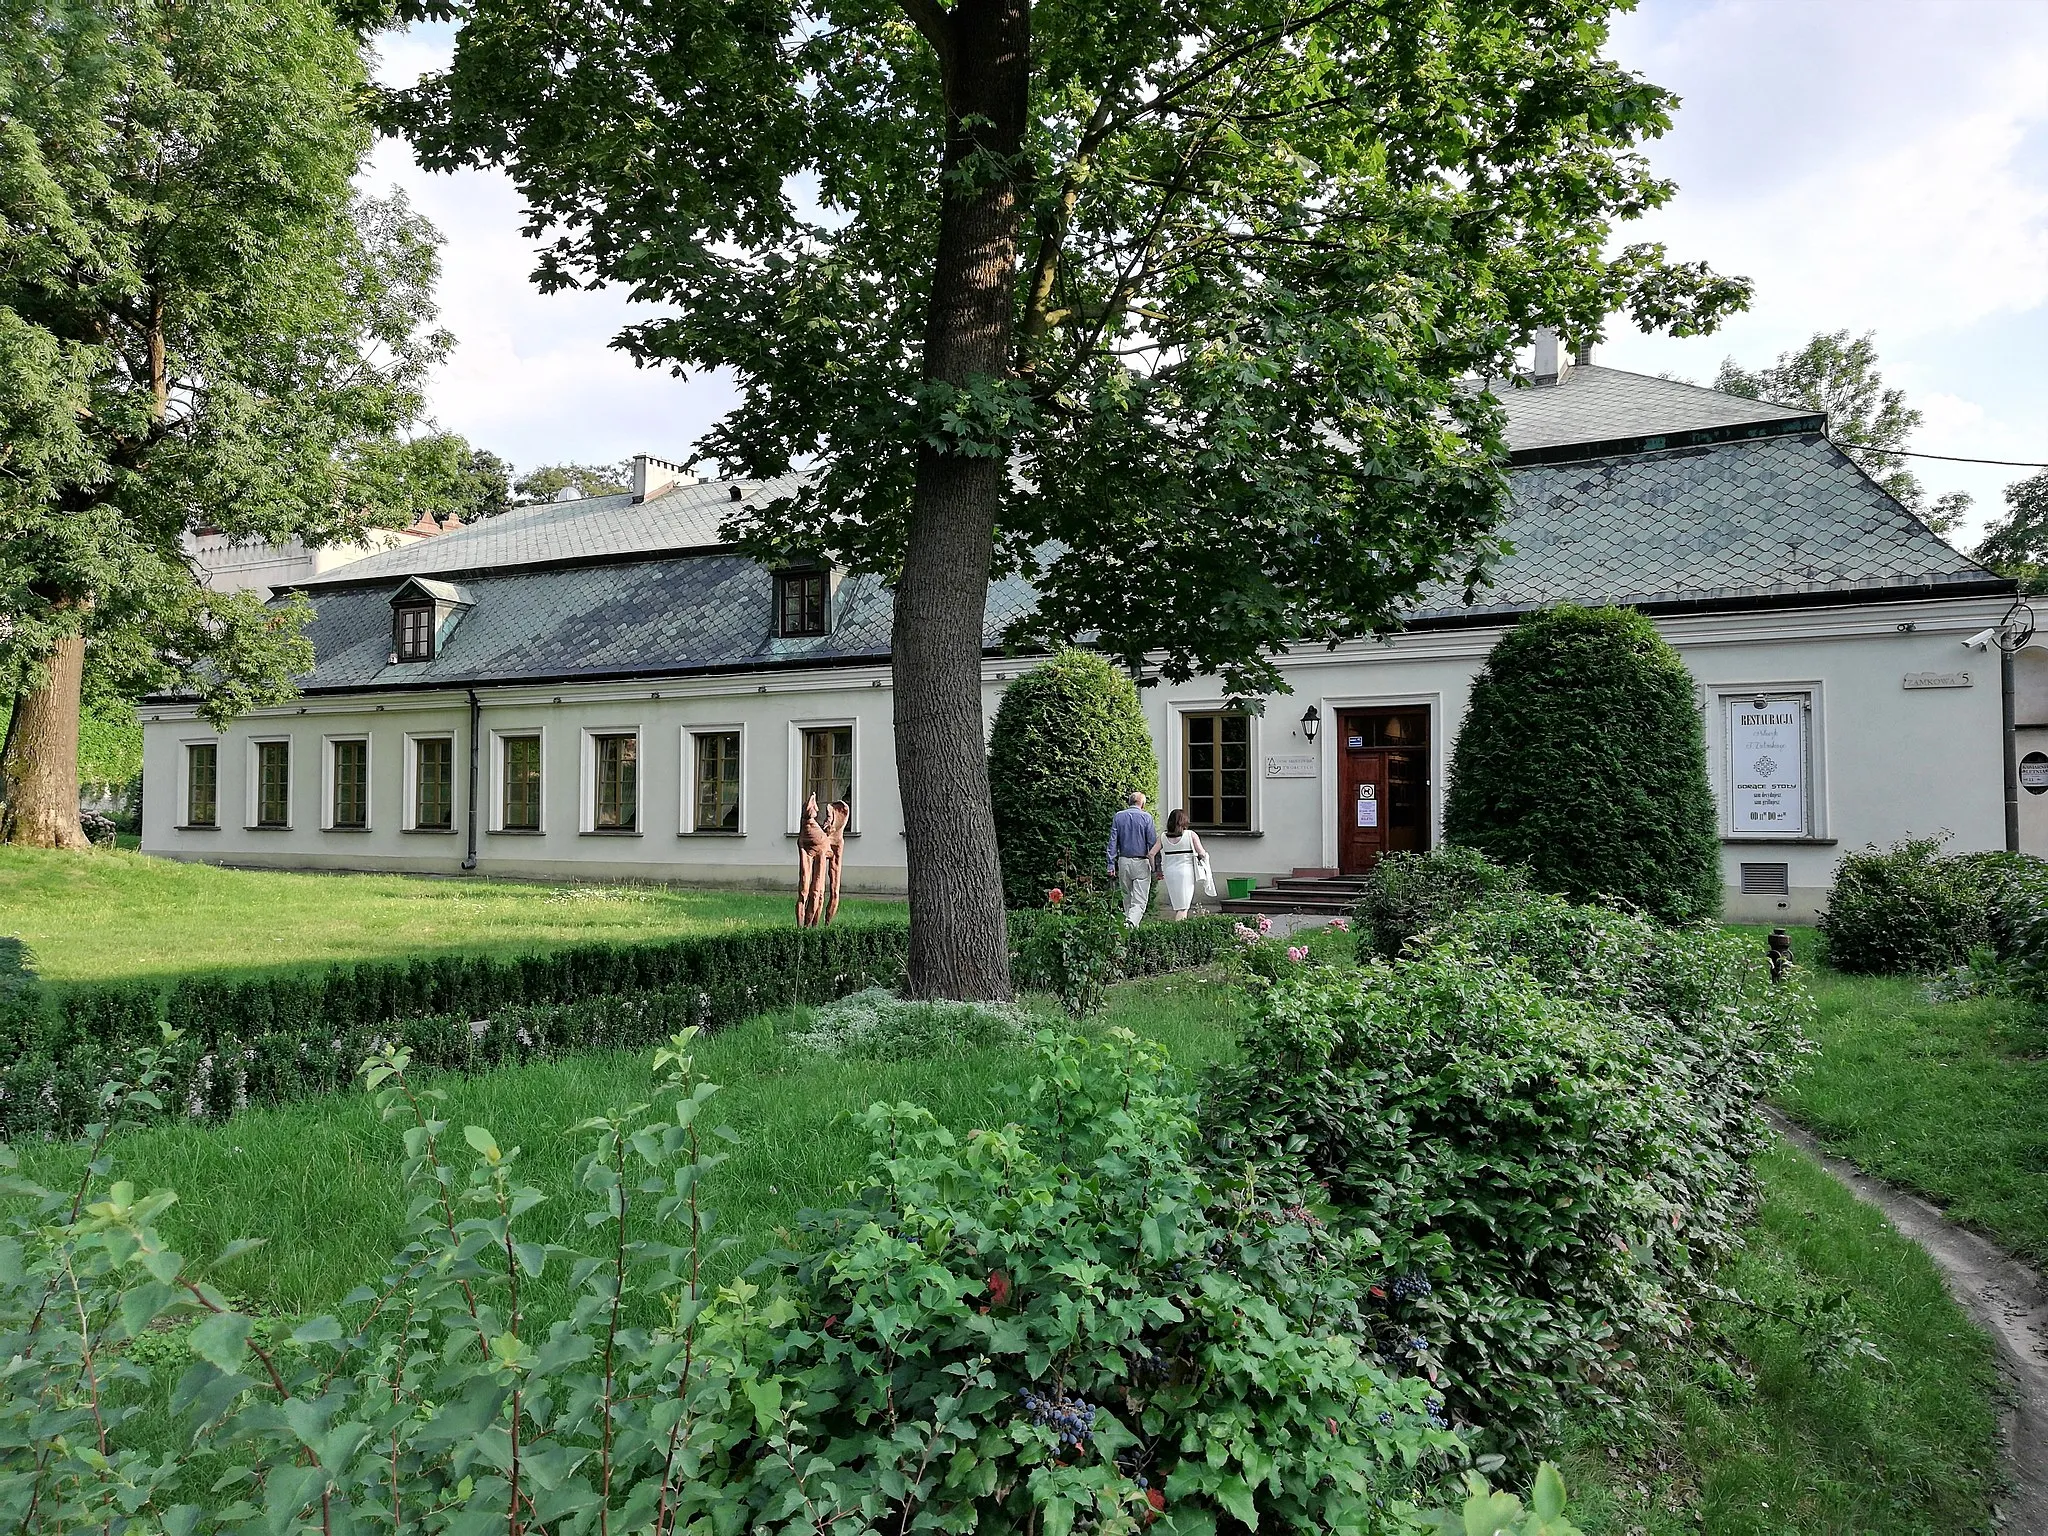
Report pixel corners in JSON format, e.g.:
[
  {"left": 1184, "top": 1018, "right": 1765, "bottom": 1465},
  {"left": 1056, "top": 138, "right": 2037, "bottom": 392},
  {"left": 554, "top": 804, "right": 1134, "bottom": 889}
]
[
  {"left": 776, "top": 569, "right": 829, "bottom": 637},
  {"left": 396, "top": 603, "right": 434, "bottom": 661},
  {"left": 387, "top": 577, "right": 475, "bottom": 665}
]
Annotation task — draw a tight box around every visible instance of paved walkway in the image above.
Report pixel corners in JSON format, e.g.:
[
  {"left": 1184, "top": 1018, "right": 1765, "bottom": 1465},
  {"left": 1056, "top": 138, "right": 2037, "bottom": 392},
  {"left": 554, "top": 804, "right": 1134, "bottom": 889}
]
[{"left": 1769, "top": 1110, "right": 2048, "bottom": 1531}]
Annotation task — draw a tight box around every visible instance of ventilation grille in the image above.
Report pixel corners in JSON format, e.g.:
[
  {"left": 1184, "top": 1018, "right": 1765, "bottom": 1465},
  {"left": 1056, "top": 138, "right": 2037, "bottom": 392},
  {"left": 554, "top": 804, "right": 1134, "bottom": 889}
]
[{"left": 1740, "top": 862, "right": 1790, "bottom": 896}]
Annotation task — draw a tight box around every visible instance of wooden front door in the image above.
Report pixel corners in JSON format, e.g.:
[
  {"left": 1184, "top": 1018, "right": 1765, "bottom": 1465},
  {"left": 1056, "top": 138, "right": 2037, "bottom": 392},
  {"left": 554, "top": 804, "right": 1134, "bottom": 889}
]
[{"left": 1338, "top": 708, "right": 1431, "bottom": 875}]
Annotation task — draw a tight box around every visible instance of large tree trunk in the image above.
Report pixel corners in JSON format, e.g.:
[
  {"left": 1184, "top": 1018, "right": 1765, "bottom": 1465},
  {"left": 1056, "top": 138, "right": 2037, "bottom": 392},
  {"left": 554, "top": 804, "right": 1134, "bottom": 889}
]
[
  {"left": 893, "top": 0, "right": 1030, "bottom": 999},
  {"left": 0, "top": 630, "right": 91, "bottom": 849}
]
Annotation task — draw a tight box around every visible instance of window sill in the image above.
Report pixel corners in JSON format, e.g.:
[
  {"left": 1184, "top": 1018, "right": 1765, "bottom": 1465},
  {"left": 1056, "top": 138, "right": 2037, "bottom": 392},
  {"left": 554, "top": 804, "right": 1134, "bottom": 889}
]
[
  {"left": 1722, "top": 836, "right": 1837, "bottom": 846},
  {"left": 404, "top": 826, "right": 458, "bottom": 836},
  {"left": 1192, "top": 828, "right": 1263, "bottom": 838},
  {"left": 582, "top": 829, "right": 643, "bottom": 837},
  {"left": 175, "top": 824, "right": 219, "bottom": 832},
  {"left": 488, "top": 827, "right": 546, "bottom": 837},
  {"left": 247, "top": 824, "right": 293, "bottom": 832},
  {"left": 679, "top": 830, "right": 745, "bottom": 838},
  {"left": 324, "top": 826, "right": 372, "bottom": 834}
]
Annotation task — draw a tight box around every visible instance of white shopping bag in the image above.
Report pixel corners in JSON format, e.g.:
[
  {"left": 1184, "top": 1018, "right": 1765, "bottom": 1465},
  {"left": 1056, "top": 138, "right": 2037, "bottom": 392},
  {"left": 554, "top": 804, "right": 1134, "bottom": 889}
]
[{"left": 1196, "top": 852, "right": 1216, "bottom": 898}]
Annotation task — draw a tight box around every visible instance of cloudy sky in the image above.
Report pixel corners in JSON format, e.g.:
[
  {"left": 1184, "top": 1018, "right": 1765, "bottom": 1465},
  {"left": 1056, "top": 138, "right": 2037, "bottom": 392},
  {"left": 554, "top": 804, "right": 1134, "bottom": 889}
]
[{"left": 368, "top": 0, "right": 2048, "bottom": 541}]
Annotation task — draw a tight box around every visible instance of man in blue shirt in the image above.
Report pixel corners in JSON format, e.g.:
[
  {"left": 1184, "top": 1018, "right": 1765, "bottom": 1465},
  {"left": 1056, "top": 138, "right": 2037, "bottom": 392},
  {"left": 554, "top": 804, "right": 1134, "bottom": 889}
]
[{"left": 1105, "top": 791, "right": 1161, "bottom": 927}]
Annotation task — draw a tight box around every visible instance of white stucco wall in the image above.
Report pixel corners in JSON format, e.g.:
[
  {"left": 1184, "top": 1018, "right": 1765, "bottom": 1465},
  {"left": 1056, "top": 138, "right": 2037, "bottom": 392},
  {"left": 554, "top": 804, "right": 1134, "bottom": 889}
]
[{"left": 141, "top": 592, "right": 2014, "bottom": 920}]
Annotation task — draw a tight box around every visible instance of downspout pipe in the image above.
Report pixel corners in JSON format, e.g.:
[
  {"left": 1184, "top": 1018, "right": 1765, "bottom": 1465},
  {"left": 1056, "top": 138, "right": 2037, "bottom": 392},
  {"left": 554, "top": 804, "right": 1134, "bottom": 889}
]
[
  {"left": 463, "top": 687, "right": 481, "bottom": 872},
  {"left": 2003, "top": 648, "right": 2020, "bottom": 854}
]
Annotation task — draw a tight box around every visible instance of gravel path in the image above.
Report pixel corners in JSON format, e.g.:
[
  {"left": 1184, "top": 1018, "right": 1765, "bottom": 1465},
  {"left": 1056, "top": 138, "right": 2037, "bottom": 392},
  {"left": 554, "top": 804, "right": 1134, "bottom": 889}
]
[{"left": 1768, "top": 1110, "right": 2048, "bottom": 1531}]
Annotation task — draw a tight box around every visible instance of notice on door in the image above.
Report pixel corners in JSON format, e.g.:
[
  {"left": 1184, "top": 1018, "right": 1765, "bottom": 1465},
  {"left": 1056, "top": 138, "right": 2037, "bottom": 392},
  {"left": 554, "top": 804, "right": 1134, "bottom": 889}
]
[
  {"left": 1356, "top": 783, "right": 1378, "bottom": 827},
  {"left": 1726, "top": 697, "right": 1806, "bottom": 835}
]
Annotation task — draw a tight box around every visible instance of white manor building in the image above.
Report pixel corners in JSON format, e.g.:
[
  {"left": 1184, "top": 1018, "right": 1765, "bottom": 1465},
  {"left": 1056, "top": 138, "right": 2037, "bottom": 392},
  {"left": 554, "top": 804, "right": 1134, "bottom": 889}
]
[{"left": 141, "top": 362, "right": 2021, "bottom": 923}]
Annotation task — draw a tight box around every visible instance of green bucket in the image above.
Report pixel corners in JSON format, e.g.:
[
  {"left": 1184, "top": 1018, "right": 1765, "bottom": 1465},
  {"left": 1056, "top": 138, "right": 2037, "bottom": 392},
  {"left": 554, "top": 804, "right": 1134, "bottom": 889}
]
[{"left": 1226, "top": 877, "right": 1258, "bottom": 901}]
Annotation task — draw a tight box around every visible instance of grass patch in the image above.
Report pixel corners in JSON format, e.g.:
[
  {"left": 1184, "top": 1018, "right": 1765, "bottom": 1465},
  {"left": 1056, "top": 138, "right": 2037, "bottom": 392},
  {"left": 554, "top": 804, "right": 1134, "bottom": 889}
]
[
  {"left": 13, "top": 974, "right": 1235, "bottom": 1320},
  {"left": 1558, "top": 1141, "right": 2001, "bottom": 1534},
  {"left": 0, "top": 845, "right": 902, "bottom": 991},
  {"left": 1759, "top": 925, "right": 2048, "bottom": 1267}
]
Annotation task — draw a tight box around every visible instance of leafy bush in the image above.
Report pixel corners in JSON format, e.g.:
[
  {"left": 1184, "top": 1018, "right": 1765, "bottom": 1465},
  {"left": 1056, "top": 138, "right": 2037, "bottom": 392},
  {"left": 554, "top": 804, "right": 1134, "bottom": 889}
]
[
  {"left": 1443, "top": 606, "right": 1720, "bottom": 924},
  {"left": 1008, "top": 908, "right": 1238, "bottom": 987},
  {"left": 988, "top": 649, "right": 1159, "bottom": 907},
  {"left": 3, "top": 1029, "right": 1479, "bottom": 1535},
  {"left": 0, "top": 938, "right": 39, "bottom": 1057},
  {"left": 790, "top": 985, "right": 1029, "bottom": 1060},
  {"left": 1205, "top": 895, "right": 1811, "bottom": 1445},
  {"left": 1010, "top": 891, "right": 1129, "bottom": 1017},
  {"left": 1352, "top": 846, "right": 1529, "bottom": 960},
  {"left": 1819, "top": 839, "right": 1998, "bottom": 974}
]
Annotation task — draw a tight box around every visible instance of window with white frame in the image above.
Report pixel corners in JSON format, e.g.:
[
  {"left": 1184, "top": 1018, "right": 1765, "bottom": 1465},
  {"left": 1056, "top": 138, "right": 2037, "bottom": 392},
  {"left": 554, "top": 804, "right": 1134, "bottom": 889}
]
[
  {"left": 184, "top": 742, "right": 218, "bottom": 828},
  {"left": 800, "top": 724, "right": 852, "bottom": 812},
  {"left": 495, "top": 732, "right": 543, "bottom": 831},
  {"left": 251, "top": 739, "right": 291, "bottom": 828},
  {"left": 584, "top": 729, "right": 640, "bottom": 832},
  {"left": 326, "top": 736, "right": 370, "bottom": 830},
  {"left": 408, "top": 735, "right": 456, "bottom": 831},
  {"left": 689, "top": 728, "right": 743, "bottom": 832},
  {"left": 1182, "top": 711, "right": 1251, "bottom": 831},
  {"left": 1720, "top": 689, "right": 1817, "bottom": 838}
]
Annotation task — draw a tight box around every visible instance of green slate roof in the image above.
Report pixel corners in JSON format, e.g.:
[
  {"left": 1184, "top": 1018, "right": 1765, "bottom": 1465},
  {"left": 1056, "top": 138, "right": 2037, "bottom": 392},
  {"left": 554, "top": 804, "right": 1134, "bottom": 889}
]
[{"left": 272, "top": 367, "right": 2001, "bottom": 694}]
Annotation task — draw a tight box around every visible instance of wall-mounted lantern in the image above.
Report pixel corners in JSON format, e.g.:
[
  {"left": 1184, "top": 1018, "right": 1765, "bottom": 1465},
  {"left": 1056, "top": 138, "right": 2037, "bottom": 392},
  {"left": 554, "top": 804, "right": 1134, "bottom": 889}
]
[{"left": 1300, "top": 705, "right": 1320, "bottom": 742}]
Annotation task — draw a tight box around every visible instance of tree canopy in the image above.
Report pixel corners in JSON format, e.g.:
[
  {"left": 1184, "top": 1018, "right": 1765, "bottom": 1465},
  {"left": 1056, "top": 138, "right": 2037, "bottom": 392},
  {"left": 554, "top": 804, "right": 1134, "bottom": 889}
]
[
  {"left": 1, "top": 0, "right": 451, "bottom": 843},
  {"left": 512, "top": 462, "right": 633, "bottom": 506},
  {"left": 384, "top": 0, "right": 1748, "bottom": 695},
  {"left": 1715, "top": 330, "right": 1970, "bottom": 534},
  {"left": 376, "top": 0, "right": 1748, "bottom": 995},
  {"left": 1973, "top": 470, "right": 2048, "bottom": 592}
]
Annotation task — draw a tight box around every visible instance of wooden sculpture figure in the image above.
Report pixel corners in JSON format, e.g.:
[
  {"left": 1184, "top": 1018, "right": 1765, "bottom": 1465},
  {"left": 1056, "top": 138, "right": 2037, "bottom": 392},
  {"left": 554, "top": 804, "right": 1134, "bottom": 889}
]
[{"left": 796, "top": 794, "right": 849, "bottom": 926}]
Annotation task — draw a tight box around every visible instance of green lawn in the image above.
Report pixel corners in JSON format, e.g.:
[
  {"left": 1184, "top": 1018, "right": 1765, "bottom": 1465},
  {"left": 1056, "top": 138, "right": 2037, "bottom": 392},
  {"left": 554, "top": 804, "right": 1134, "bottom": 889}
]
[
  {"left": 1775, "top": 929, "right": 2048, "bottom": 1266},
  {"left": 1561, "top": 1140, "right": 2001, "bottom": 1534},
  {"left": 0, "top": 845, "right": 902, "bottom": 992},
  {"left": 13, "top": 976, "right": 1237, "bottom": 1319}
]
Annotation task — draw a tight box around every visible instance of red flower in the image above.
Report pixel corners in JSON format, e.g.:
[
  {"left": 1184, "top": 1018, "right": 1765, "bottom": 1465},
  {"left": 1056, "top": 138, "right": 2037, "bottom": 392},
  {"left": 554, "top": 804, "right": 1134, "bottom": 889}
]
[
  {"left": 1144, "top": 1488, "right": 1166, "bottom": 1522},
  {"left": 987, "top": 1269, "right": 1012, "bottom": 1307},
  {"left": 1047, "top": 888, "right": 1064, "bottom": 905}
]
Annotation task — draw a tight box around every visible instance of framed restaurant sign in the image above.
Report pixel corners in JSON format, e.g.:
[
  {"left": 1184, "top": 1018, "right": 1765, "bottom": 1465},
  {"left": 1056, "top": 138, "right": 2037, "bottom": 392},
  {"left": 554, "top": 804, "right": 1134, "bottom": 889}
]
[{"left": 1724, "top": 692, "right": 1810, "bottom": 837}]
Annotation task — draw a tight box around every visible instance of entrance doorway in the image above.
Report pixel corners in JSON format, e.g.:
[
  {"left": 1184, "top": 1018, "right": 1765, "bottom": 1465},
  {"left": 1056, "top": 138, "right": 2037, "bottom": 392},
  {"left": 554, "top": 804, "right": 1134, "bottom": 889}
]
[{"left": 1337, "top": 707, "right": 1431, "bottom": 875}]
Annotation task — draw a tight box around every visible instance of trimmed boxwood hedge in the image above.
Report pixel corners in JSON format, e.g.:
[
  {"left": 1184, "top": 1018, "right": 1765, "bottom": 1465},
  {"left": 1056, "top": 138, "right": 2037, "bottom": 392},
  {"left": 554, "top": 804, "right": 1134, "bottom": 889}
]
[
  {"left": 1443, "top": 604, "right": 1721, "bottom": 924},
  {"left": 988, "top": 649, "right": 1159, "bottom": 907},
  {"left": 0, "top": 912, "right": 1242, "bottom": 1139}
]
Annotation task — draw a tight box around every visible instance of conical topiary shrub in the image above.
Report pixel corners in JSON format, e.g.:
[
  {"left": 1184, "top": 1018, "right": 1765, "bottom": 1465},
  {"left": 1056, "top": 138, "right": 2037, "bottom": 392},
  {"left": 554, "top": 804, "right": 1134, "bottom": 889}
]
[
  {"left": 988, "top": 649, "right": 1159, "bottom": 908},
  {"left": 1443, "top": 605, "right": 1721, "bottom": 923}
]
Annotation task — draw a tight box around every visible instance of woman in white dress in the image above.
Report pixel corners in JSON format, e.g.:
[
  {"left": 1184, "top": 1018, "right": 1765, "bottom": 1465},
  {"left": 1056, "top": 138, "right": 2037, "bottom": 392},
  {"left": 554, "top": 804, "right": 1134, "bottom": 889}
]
[{"left": 1158, "top": 808, "right": 1208, "bottom": 921}]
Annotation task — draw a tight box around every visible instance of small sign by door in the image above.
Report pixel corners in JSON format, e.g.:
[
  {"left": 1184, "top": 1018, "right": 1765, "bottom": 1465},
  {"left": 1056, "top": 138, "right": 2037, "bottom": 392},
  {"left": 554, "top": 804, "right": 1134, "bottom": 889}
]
[
  {"left": 2024, "top": 751, "right": 2048, "bottom": 794},
  {"left": 1356, "top": 783, "right": 1378, "bottom": 826}
]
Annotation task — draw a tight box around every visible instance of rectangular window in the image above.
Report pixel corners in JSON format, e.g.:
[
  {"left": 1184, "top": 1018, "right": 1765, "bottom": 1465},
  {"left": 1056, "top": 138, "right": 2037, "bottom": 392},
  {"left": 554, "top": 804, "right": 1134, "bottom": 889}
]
[
  {"left": 1184, "top": 712, "right": 1250, "bottom": 831},
  {"left": 397, "top": 605, "right": 433, "bottom": 661},
  {"left": 415, "top": 737, "right": 453, "bottom": 830},
  {"left": 256, "top": 741, "right": 291, "bottom": 828},
  {"left": 502, "top": 734, "right": 542, "bottom": 831},
  {"left": 694, "top": 731, "right": 742, "bottom": 832},
  {"left": 186, "top": 744, "right": 217, "bottom": 827},
  {"left": 801, "top": 726, "right": 852, "bottom": 810},
  {"left": 331, "top": 740, "right": 368, "bottom": 829},
  {"left": 593, "top": 732, "right": 638, "bottom": 831},
  {"left": 776, "top": 571, "right": 828, "bottom": 637}
]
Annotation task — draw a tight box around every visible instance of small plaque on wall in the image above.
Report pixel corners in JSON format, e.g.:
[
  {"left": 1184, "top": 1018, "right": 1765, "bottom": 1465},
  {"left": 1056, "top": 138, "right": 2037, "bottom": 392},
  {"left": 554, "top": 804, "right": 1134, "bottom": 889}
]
[
  {"left": 1903, "top": 671, "right": 1972, "bottom": 689},
  {"left": 1265, "top": 754, "right": 1317, "bottom": 778}
]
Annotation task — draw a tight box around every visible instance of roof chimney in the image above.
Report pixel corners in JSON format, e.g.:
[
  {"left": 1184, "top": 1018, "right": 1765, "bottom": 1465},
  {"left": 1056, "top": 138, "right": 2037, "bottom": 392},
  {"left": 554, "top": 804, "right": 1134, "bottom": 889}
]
[
  {"left": 1531, "top": 328, "right": 1566, "bottom": 387},
  {"left": 631, "top": 454, "right": 689, "bottom": 504}
]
